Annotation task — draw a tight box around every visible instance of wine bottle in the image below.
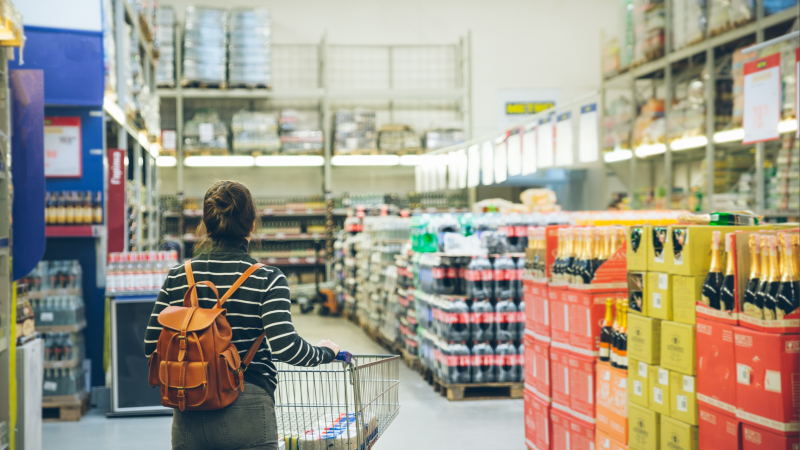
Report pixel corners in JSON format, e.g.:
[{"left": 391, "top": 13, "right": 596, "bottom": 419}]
[
  {"left": 763, "top": 236, "right": 780, "bottom": 321},
  {"left": 701, "top": 231, "right": 724, "bottom": 310},
  {"left": 719, "top": 233, "right": 736, "bottom": 312},
  {"left": 678, "top": 211, "right": 759, "bottom": 226},
  {"left": 56, "top": 191, "right": 67, "bottom": 225},
  {"left": 65, "top": 191, "right": 75, "bottom": 225},
  {"left": 553, "top": 228, "right": 564, "bottom": 282},
  {"left": 610, "top": 299, "right": 622, "bottom": 369},
  {"left": 44, "top": 192, "right": 52, "bottom": 225},
  {"left": 756, "top": 235, "right": 771, "bottom": 318},
  {"left": 588, "top": 228, "right": 600, "bottom": 283},
  {"left": 599, "top": 298, "right": 614, "bottom": 363},
  {"left": 775, "top": 234, "right": 800, "bottom": 320},
  {"left": 564, "top": 228, "right": 575, "bottom": 284},
  {"left": 742, "top": 234, "right": 762, "bottom": 319},
  {"left": 93, "top": 191, "right": 104, "bottom": 224},
  {"left": 617, "top": 302, "right": 628, "bottom": 371},
  {"left": 83, "top": 190, "right": 93, "bottom": 224},
  {"left": 570, "top": 228, "right": 583, "bottom": 284},
  {"left": 597, "top": 227, "right": 609, "bottom": 268},
  {"left": 630, "top": 226, "right": 642, "bottom": 253}
]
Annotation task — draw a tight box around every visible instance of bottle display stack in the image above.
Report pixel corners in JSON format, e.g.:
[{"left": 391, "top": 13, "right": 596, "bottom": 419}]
[
  {"left": 20, "top": 260, "right": 89, "bottom": 402},
  {"left": 105, "top": 251, "right": 179, "bottom": 295}
]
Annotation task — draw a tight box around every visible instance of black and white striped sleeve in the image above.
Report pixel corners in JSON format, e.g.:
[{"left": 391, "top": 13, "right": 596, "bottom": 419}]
[
  {"left": 143, "top": 267, "right": 177, "bottom": 358},
  {"left": 260, "top": 270, "right": 335, "bottom": 366}
]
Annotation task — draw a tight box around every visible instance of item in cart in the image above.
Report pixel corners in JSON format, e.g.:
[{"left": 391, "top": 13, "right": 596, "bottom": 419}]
[
  {"left": 719, "top": 233, "right": 736, "bottom": 312},
  {"left": 701, "top": 231, "right": 724, "bottom": 310},
  {"left": 742, "top": 234, "right": 762, "bottom": 319},
  {"left": 599, "top": 298, "right": 614, "bottom": 363},
  {"left": 471, "top": 341, "right": 495, "bottom": 383},
  {"left": 775, "top": 234, "right": 799, "bottom": 319}
]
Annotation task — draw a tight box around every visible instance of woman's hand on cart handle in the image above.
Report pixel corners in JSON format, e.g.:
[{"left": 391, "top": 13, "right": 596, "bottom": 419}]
[
  {"left": 317, "top": 340, "right": 340, "bottom": 356},
  {"left": 335, "top": 351, "right": 353, "bottom": 364}
]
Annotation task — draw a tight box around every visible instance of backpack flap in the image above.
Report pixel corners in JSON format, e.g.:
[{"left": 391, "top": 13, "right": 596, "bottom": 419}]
[
  {"left": 157, "top": 306, "right": 224, "bottom": 333},
  {"left": 160, "top": 360, "right": 210, "bottom": 410}
]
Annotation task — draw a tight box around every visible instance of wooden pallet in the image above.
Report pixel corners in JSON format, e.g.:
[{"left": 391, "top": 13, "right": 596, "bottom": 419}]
[
  {"left": 42, "top": 392, "right": 90, "bottom": 422},
  {"left": 399, "top": 348, "right": 418, "bottom": 370},
  {"left": 181, "top": 80, "right": 228, "bottom": 90},
  {"left": 392, "top": 149, "right": 423, "bottom": 156},
  {"left": 227, "top": 83, "right": 271, "bottom": 90},
  {"left": 184, "top": 149, "right": 230, "bottom": 156},
  {"left": 432, "top": 377, "right": 523, "bottom": 401},
  {"left": 335, "top": 149, "right": 380, "bottom": 156}
]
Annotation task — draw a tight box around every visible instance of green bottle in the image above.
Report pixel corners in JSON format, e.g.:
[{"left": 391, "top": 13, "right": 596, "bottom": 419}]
[{"left": 679, "top": 212, "right": 759, "bottom": 226}]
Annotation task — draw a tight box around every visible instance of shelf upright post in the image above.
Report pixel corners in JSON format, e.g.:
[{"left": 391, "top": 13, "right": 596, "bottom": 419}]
[
  {"left": 145, "top": 154, "right": 153, "bottom": 250},
  {"left": 0, "top": 53, "right": 12, "bottom": 450},
  {"left": 134, "top": 141, "right": 143, "bottom": 249},
  {"left": 321, "top": 32, "right": 333, "bottom": 277},
  {"left": 664, "top": 0, "right": 673, "bottom": 208},
  {"left": 705, "top": 45, "right": 716, "bottom": 212},
  {"left": 629, "top": 75, "right": 637, "bottom": 206},
  {"left": 115, "top": 0, "right": 129, "bottom": 250},
  {"left": 175, "top": 23, "right": 185, "bottom": 241},
  {"left": 753, "top": 1, "right": 765, "bottom": 215}
]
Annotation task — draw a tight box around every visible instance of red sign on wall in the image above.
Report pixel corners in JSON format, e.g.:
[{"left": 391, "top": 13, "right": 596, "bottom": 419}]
[{"left": 107, "top": 148, "right": 126, "bottom": 253}]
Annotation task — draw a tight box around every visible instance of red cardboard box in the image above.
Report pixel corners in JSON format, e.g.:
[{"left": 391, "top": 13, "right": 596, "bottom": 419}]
[
  {"left": 527, "top": 392, "right": 552, "bottom": 450},
  {"left": 568, "top": 354, "right": 596, "bottom": 426},
  {"left": 741, "top": 423, "right": 800, "bottom": 450},
  {"left": 525, "top": 386, "right": 543, "bottom": 450},
  {"left": 696, "top": 318, "right": 738, "bottom": 415},
  {"left": 567, "top": 241, "right": 628, "bottom": 293},
  {"left": 532, "top": 280, "right": 551, "bottom": 340},
  {"left": 570, "top": 415, "right": 596, "bottom": 450},
  {"left": 525, "top": 332, "right": 537, "bottom": 387},
  {"left": 698, "top": 406, "right": 739, "bottom": 450},
  {"left": 551, "top": 348, "right": 572, "bottom": 414},
  {"left": 532, "top": 338, "right": 552, "bottom": 403},
  {"left": 550, "top": 286, "right": 571, "bottom": 350},
  {"left": 568, "top": 290, "right": 627, "bottom": 358},
  {"left": 544, "top": 225, "right": 568, "bottom": 281},
  {"left": 524, "top": 276, "right": 537, "bottom": 332},
  {"left": 597, "top": 361, "right": 629, "bottom": 444},
  {"left": 552, "top": 408, "right": 573, "bottom": 450},
  {"left": 596, "top": 428, "right": 629, "bottom": 450},
  {"left": 734, "top": 327, "right": 800, "bottom": 435}
]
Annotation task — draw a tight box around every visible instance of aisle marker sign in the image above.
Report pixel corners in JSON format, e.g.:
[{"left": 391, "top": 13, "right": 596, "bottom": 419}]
[
  {"left": 44, "top": 117, "right": 82, "bottom": 178},
  {"left": 522, "top": 126, "right": 537, "bottom": 175},
  {"left": 537, "top": 115, "right": 555, "bottom": 168},
  {"left": 742, "top": 53, "right": 781, "bottom": 144},
  {"left": 494, "top": 137, "right": 508, "bottom": 183},
  {"left": 467, "top": 144, "right": 480, "bottom": 188},
  {"left": 555, "top": 112, "right": 573, "bottom": 166},
  {"left": 578, "top": 104, "right": 599, "bottom": 163},
  {"left": 507, "top": 130, "right": 522, "bottom": 176},
  {"left": 481, "top": 141, "right": 494, "bottom": 185}
]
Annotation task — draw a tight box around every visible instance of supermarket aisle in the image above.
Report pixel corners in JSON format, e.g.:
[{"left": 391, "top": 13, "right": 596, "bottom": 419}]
[{"left": 42, "top": 306, "right": 523, "bottom": 450}]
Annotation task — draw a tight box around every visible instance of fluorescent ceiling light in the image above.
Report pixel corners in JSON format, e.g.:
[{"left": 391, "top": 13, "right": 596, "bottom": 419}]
[
  {"left": 399, "top": 154, "right": 421, "bottom": 165},
  {"left": 713, "top": 128, "right": 745, "bottom": 143},
  {"left": 670, "top": 136, "right": 707, "bottom": 151},
  {"left": 157, "top": 156, "right": 177, "bottom": 167},
  {"left": 255, "top": 155, "right": 324, "bottom": 167},
  {"left": 331, "top": 155, "right": 400, "bottom": 166},
  {"left": 778, "top": 119, "right": 798, "bottom": 133},
  {"left": 603, "top": 149, "right": 633, "bottom": 163},
  {"left": 634, "top": 143, "right": 667, "bottom": 158},
  {"left": 184, "top": 155, "right": 255, "bottom": 167}
]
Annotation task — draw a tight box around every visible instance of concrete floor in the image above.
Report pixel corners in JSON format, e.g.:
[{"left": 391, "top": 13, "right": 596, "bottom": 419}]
[{"left": 43, "top": 307, "right": 523, "bottom": 450}]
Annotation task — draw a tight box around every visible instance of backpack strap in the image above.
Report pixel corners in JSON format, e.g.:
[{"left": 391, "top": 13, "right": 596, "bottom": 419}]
[
  {"left": 218, "top": 263, "right": 266, "bottom": 308},
  {"left": 184, "top": 260, "right": 197, "bottom": 307},
  {"left": 223, "top": 263, "right": 268, "bottom": 382}
]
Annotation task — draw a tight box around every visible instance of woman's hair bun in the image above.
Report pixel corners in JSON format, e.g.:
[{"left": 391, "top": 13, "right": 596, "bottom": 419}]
[{"left": 202, "top": 181, "right": 256, "bottom": 239}]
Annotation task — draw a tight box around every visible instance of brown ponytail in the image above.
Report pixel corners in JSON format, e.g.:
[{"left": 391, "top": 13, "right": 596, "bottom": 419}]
[{"left": 193, "top": 181, "right": 259, "bottom": 253}]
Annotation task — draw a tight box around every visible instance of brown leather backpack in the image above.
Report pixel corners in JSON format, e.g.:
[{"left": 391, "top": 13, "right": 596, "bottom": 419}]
[{"left": 148, "top": 260, "right": 267, "bottom": 411}]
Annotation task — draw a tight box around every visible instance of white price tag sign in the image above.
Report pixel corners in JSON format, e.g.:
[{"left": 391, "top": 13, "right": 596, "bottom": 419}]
[
  {"left": 40, "top": 312, "right": 54, "bottom": 322},
  {"left": 658, "top": 368, "right": 669, "bottom": 386},
  {"left": 537, "top": 117, "right": 554, "bottom": 168},
  {"left": 494, "top": 138, "right": 508, "bottom": 183},
  {"left": 522, "top": 127, "right": 537, "bottom": 175},
  {"left": 199, "top": 123, "right": 215, "bottom": 143},
  {"left": 653, "top": 386, "right": 663, "bottom": 404},
  {"left": 578, "top": 103, "right": 599, "bottom": 163},
  {"left": 507, "top": 131, "right": 522, "bottom": 176},
  {"left": 639, "top": 362, "right": 648, "bottom": 378},
  {"left": 652, "top": 292, "right": 662, "bottom": 309},
  {"left": 467, "top": 144, "right": 480, "bottom": 188},
  {"left": 44, "top": 381, "right": 58, "bottom": 392},
  {"left": 677, "top": 395, "right": 688, "bottom": 412},
  {"left": 633, "top": 380, "right": 643, "bottom": 397},
  {"left": 659, "top": 273, "right": 669, "bottom": 290},
  {"left": 742, "top": 53, "right": 781, "bottom": 144},
  {"left": 481, "top": 141, "right": 494, "bottom": 185},
  {"left": 44, "top": 117, "right": 82, "bottom": 178},
  {"left": 555, "top": 112, "right": 573, "bottom": 166},
  {"left": 683, "top": 375, "right": 694, "bottom": 393}
]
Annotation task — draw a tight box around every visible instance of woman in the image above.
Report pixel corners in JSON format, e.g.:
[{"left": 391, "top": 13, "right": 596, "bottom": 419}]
[{"left": 144, "top": 181, "right": 339, "bottom": 450}]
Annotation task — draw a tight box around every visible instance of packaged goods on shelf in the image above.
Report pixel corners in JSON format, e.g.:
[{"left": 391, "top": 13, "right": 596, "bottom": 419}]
[
  {"left": 671, "top": 0, "right": 706, "bottom": 50},
  {"left": 228, "top": 8, "right": 271, "bottom": 88},
  {"left": 421, "top": 127, "right": 466, "bottom": 151},
  {"left": 334, "top": 109, "right": 377, "bottom": 153},
  {"left": 231, "top": 111, "right": 281, "bottom": 153},
  {"left": 155, "top": 6, "right": 176, "bottom": 87},
  {"left": 43, "top": 331, "right": 86, "bottom": 366},
  {"left": 377, "top": 124, "right": 421, "bottom": 153},
  {"left": 183, "top": 108, "right": 229, "bottom": 153},
  {"left": 632, "top": 0, "right": 665, "bottom": 64},
  {"left": 182, "top": 6, "right": 228, "bottom": 86},
  {"left": 667, "top": 78, "right": 705, "bottom": 142},
  {"left": 16, "top": 285, "right": 35, "bottom": 343},
  {"left": 45, "top": 190, "right": 104, "bottom": 226},
  {"left": 618, "top": 0, "right": 635, "bottom": 68},
  {"left": 279, "top": 109, "right": 323, "bottom": 154},
  {"left": 102, "top": 0, "right": 117, "bottom": 93},
  {"left": 43, "top": 366, "right": 87, "bottom": 397},
  {"left": 766, "top": 140, "right": 800, "bottom": 212},
  {"left": 603, "top": 97, "right": 634, "bottom": 151},
  {"left": 708, "top": 0, "right": 755, "bottom": 36},
  {"left": 603, "top": 37, "right": 621, "bottom": 77},
  {"left": 106, "top": 251, "right": 179, "bottom": 294},
  {"left": 633, "top": 97, "right": 665, "bottom": 148}
]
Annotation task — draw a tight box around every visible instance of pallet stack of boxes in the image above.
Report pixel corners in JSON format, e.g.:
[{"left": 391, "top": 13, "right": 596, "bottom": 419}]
[
  {"left": 524, "top": 224, "right": 629, "bottom": 450},
  {"left": 625, "top": 223, "right": 800, "bottom": 450}
]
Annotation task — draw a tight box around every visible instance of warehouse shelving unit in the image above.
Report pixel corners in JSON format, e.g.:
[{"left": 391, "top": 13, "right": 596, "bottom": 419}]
[{"left": 600, "top": 5, "right": 799, "bottom": 214}]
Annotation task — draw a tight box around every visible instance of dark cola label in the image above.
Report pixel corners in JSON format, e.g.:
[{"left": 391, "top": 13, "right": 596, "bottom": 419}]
[
  {"left": 432, "top": 268, "right": 446, "bottom": 279},
  {"left": 512, "top": 269, "right": 523, "bottom": 280},
  {"left": 495, "top": 311, "right": 510, "bottom": 324},
  {"left": 466, "top": 269, "right": 482, "bottom": 282},
  {"left": 446, "top": 268, "right": 458, "bottom": 279},
  {"left": 454, "top": 312, "right": 469, "bottom": 324},
  {"left": 459, "top": 267, "right": 468, "bottom": 280},
  {"left": 481, "top": 270, "right": 494, "bottom": 282},
  {"left": 471, "top": 355, "right": 494, "bottom": 366},
  {"left": 496, "top": 269, "right": 513, "bottom": 281},
  {"left": 481, "top": 312, "right": 495, "bottom": 324},
  {"left": 494, "top": 354, "right": 514, "bottom": 366},
  {"left": 447, "top": 355, "right": 472, "bottom": 367}
]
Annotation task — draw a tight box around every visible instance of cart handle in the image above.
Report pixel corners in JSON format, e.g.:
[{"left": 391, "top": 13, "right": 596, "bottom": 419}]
[{"left": 335, "top": 351, "right": 353, "bottom": 364}]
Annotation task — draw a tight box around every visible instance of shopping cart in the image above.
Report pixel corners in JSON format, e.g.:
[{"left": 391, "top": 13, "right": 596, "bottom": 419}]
[{"left": 274, "top": 352, "right": 401, "bottom": 450}]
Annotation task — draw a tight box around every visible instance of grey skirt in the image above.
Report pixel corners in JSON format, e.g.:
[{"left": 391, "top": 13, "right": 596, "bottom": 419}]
[{"left": 172, "top": 382, "right": 279, "bottom": 450}]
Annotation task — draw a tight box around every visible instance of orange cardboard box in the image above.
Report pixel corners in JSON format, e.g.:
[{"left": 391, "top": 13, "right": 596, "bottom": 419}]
[
  {"left": 596, "top": 427, "right": 630, "bottom": 450},
  {"left": 597, "top": 361, "right": 629, "bottom": 444},
  {"left": 568, "top": 289, "right": 627, "bottom": 358}
]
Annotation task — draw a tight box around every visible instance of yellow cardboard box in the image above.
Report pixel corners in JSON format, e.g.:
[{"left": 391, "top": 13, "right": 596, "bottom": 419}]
[
  {"left": 668, "top": 225, "right": 768, "bottom": 276},
  {"left": 627, "top": 225, "right": 651, "bottom": 272},
  {"left": 629, "top": 403, "right": 660, "bottom": 450},
  {"left": 660, "top": 415, "right": 698, "bottom": 450},
  {"left": 660, "top": 321, "right": 696, "bottom": 376},
  {"left": 648, "top": 365, "right": 671, "bottom": 416},
  {"left": 647, "top": 272, "right": 673, "bottom": 321},
  {"left": 669, "top": 371, "right": 698, "bottom": 426},
  {"left": 628, "top": 314, "right": 661, "bottom": 365},
  {"left": 629, "top": 358, "right": 650, "bottom": 409},
  {"left": 671, "top": 275, "right": 703, "bottom": 325},
  {"left": 647, "top": 226, "right": 672, "bottom": 272}
]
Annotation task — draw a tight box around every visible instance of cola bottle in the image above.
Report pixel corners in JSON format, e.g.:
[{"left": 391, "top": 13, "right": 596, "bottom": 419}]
[
  {"left": 513, "top": 256, "right": 525, "bottom": 301},
  {"left": 466, "top": 256, "right": 487, "bottom": 301},
  {"left": 419, "top": 254, "right": 434, "bottom": 294},
  {"left": 495, "top": 299, "right": 519, "bottom": 341},
  {"left": 471, "top": 341, "right": 496, "bottom": 383},
  {"left": 450, "top": 297, "right": 471, "bottom": 342},
  {"left": 503, "top": 214, "right": 524, "bottom": 253},
  {"left": 494, "top": 255, "right": 515, "bottom": 301},
  {"left": 470, "top": 300, "right": 495, "bottom": 341},
  {"left": 495, "top": 342, "right": 519, "bottom": 383},
  {"left": 439, "top": 258, "right": 458, "bottom": 296},
  {"left": 445, "top": 341, "right": 472, "bottom": 384},
  {"left": 456, "top": 257, "right": 470, "bottom": 296}
]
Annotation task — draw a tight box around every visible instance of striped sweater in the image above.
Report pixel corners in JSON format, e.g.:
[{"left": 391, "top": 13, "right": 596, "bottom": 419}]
[{"left": 144, "top": 237, "right": 335, "bottom": 397}]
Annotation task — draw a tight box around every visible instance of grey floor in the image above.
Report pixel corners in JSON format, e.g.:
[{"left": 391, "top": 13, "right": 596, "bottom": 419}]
[{"left": 42, "top": 307, "right": 523, "bottom": 450}]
